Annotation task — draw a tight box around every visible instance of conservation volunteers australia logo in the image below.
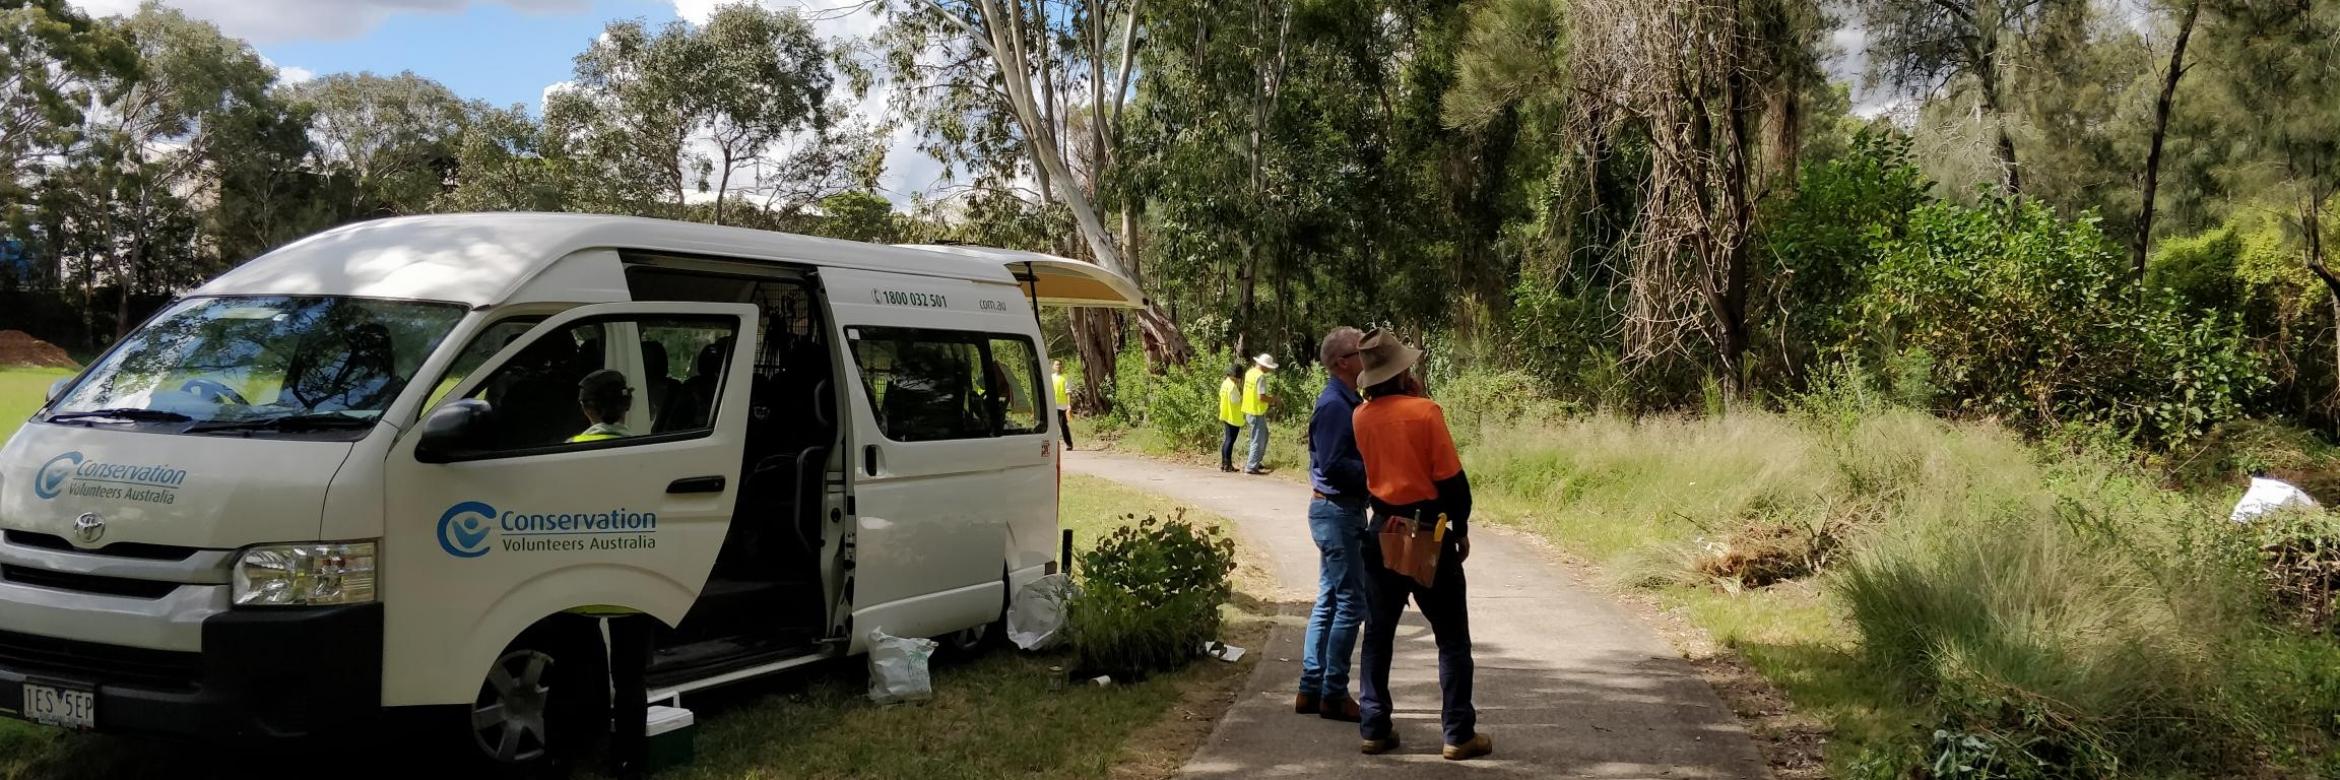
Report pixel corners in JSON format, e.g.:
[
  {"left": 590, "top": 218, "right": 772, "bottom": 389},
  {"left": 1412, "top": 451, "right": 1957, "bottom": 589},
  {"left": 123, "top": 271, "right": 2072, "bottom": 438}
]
[
  {"left": 436, "top": 501, "right": 659, "bottom": 558},
  {"left": 34, "top": 451, "right": 186, "bottom": 504}
]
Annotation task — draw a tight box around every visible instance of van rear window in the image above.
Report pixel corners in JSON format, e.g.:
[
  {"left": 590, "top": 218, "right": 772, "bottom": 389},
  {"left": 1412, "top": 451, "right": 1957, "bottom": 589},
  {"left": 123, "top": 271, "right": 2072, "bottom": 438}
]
[{"left": 847, "top": 327, "right": 1046, "bottom": 442}]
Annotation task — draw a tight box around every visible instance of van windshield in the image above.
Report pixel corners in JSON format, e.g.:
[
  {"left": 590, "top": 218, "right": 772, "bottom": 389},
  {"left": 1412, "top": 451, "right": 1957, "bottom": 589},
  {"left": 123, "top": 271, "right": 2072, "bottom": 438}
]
[{"left": 46, "top": 295, "right": 465, "bottom": 439}]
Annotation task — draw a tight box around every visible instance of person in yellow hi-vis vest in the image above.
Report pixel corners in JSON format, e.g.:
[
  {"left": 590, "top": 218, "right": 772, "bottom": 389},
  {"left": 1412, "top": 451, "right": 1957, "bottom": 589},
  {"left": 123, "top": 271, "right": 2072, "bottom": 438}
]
[
  {"left": 568, "top": 369, "right": 635, "bottom": 443},
  {"left": 1051, "top": 359, "right": 1075, "bottom": 450},
  {"left": 564, "top": 368, "right": 653, "bottom": 774},
  {"left": 1218, "top": 362, "right": 1247, "bottom": 472},
  {"left": 1242, "top": 353, "right": 1279, "bottom": 474}
]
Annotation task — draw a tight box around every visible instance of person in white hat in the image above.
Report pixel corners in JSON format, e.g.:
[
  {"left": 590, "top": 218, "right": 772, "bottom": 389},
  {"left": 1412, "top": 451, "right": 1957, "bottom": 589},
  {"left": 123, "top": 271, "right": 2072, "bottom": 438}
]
[{"left": 1241, "top": 352, "right": 1279, "bottom": 474}]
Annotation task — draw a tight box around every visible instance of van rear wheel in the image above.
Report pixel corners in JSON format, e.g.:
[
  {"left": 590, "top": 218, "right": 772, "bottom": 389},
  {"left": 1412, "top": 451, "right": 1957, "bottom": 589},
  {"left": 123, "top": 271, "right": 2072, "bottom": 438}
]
[{"left": 464, "top": 620, "right": 607, "bottom": 771}]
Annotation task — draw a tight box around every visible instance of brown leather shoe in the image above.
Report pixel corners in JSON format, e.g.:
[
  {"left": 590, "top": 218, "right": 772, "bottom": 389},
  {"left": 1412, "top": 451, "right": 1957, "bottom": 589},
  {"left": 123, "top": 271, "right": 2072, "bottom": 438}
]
[
  {"left": 1318, "top": 693, "right": 1361, "bottom": 722},
  {"left": 1360, "top": 734, "right": 1400, "bottom": 755},
  {"left": 1292, "top": 692, "right": 1319, "bottom": 715},
  {"left": 1442, "top": 733, "right": 1493, "bottom": 761}
]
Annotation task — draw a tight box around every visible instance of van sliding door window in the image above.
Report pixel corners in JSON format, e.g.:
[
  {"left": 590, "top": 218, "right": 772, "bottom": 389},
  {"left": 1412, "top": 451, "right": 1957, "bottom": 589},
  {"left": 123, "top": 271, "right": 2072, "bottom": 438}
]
[
  {"left": 458, "top": 315, "right": 739, "bottom": 456},
  {"left": 985, "top": 337, "right": 1045, "bottom": 435},
  {"left": 847, "top": 327, "right": 1049, "bottom": 441}
]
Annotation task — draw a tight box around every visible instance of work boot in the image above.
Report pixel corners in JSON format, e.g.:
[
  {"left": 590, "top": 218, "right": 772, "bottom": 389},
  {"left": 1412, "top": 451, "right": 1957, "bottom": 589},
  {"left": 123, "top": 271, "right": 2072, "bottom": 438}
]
[
  {"left": 1442, "top": 733, "right": 1494, "bottom": 761},
  {"left": 1360, "top": 734, "right": 1400, "bottom": 755},
  {"left": 1292, "top": 692, "right": 1319, "bottom": 715},
  {"left": 1318, "top": 693, "right": 1361, "bottom": 722}
]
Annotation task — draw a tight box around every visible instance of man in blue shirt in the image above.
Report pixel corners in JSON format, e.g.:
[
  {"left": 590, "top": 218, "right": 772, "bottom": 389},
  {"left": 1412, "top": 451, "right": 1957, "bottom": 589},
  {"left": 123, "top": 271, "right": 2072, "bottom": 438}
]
[{"left": 1296, "top": 326, "right": 1370, "bottom": 722}]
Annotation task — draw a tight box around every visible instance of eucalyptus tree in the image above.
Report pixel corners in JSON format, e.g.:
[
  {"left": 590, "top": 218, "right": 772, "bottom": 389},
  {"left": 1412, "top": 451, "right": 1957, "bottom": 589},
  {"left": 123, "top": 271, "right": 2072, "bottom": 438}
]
[
  {"left": 1859, "top": 0, "right": 2083, "bottom": 195},
  {"left": 880, "top": 0, "right": 1188, "bottom": 410},
  {"left": 281, "top": 72, "right": 470, "bottom": 218}
]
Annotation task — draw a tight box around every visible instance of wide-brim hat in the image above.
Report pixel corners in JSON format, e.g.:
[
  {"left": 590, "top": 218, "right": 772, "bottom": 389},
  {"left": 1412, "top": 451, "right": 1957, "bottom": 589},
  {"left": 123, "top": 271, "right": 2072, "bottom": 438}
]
[
  {"left": 1253, "top": 353, "right": 1280, "bottom": 370},
  {"left": 1356, "top": 329, "right": 1421, "bottom": 389}
]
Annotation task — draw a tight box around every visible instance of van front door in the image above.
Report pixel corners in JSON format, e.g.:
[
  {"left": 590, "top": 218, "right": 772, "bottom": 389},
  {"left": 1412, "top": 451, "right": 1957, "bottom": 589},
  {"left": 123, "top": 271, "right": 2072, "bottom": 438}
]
[{"left": 377, "top": 302, "right": 759, "bottom": 707}]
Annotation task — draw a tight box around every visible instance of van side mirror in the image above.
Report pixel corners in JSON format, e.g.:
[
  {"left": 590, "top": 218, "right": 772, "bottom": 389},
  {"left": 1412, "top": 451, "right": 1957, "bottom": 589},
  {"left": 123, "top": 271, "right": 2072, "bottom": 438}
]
[
  {"left": 416, "top": 399, "right": 495, "bottom": 463},
  {"left": 46, "top": 378, "right": 71, "bottom": 403}
]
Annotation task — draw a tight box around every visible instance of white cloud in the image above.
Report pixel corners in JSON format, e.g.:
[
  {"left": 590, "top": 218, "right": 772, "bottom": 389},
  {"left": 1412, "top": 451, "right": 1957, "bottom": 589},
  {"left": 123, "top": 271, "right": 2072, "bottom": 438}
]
[
  {"left": 257, "top": 54, "right": 317, "bottom": 85},
  {"left": 540, "top": 79, "right": 577, "bottom": 107},
  {"left": 68, "top": 0, "right": 592, "bottom": 44}
]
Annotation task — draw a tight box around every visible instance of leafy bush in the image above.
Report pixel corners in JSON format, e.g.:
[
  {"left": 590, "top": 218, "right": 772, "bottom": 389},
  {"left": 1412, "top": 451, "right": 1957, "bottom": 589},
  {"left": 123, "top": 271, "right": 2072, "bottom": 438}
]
[
  {"left": 1437, "top": 370, "right": 1567, "bottom": 448},
  {"left": 1855, "top": 196, "right": 2267, "bottom": 445},
  {"left": 1758, "top": 127, "right": 1932, "bottom": 371},
  {"left": 1110, "top": 348, "right": 1236, "bottom": 450},
  {"left": 1066, "top": 513, "right": 1238, "bottom": 679}
]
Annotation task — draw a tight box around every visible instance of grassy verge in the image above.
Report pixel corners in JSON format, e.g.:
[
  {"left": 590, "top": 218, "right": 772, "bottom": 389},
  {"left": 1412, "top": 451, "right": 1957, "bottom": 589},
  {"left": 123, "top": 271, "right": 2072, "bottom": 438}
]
[
  {"left": 1465, "top": 407, "right": 2340, "bottom": 777},
  {"left": 0, "top": 366, "right": 72, "bottom": 442},
  {"left": 0, "top": 475, "right": 1269, "bottom": 779}
]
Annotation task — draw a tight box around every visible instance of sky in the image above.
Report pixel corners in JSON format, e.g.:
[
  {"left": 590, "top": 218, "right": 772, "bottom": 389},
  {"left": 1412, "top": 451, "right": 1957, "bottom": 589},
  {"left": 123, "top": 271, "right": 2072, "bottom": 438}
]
[{"left": 66, "top": 0, "right": 948, "bottom": 205}]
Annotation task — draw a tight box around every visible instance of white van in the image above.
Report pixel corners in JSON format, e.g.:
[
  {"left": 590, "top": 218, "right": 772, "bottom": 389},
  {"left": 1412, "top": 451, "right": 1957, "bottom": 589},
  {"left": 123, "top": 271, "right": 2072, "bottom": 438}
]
[{"left": 0, "top": 214, "right": 1139, "bottom": 767}]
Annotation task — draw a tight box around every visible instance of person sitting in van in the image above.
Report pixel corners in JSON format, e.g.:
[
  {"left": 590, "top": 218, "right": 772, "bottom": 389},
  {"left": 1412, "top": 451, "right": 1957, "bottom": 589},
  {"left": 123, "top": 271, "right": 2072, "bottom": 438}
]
[{"left": 570, "top": 368, "right": 635, "bottom": 443}]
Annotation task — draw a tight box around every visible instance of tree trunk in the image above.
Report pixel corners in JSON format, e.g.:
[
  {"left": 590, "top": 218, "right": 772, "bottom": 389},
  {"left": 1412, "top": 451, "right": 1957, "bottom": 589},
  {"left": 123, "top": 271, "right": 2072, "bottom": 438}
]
[
  {"left": 1975, "top": 30, "right": 2020, "bottom": 196},
  {"left": 1069, "top": 308, "right": 1118, "bottom": 413},
  {"left": 2133, "top": 0, "right": 2199, "bottom": 289},
  {"left": 2308, "top": 192, "right": 2338, "bottom": 418},
  {"left": 1714, "top": 11, "right": 1755, "bottom": 395},
  {"left": 714, "top": 152, "right": 734, "bottom": 226}
]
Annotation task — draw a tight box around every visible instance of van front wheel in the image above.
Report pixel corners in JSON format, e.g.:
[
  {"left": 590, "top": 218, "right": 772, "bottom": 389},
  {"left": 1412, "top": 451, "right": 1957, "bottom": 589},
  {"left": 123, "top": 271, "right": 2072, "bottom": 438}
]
[{"left": 465, "top": 620, "right": 607, "bottom": 770}]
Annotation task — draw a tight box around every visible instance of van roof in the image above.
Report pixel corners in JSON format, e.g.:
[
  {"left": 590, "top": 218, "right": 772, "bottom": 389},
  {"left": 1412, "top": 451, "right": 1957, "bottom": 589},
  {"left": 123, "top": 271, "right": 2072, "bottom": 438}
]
[{"left": 192, "top": 213, "right": 1025, "bottom": 307}]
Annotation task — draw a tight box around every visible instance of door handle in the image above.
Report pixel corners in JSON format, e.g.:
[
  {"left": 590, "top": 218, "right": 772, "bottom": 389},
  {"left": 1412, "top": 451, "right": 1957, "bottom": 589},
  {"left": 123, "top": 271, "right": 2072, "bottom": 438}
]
[
  {"left": 863, "top": 444, "right": 880, "bottom": 476},
  {"left": 666, "top": 475, "right": 726, "bottom": 494}
]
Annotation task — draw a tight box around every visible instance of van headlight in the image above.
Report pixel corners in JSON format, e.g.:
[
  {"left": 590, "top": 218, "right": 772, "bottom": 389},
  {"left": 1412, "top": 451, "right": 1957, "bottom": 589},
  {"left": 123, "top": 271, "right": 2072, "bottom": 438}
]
[{"left": 232, "top": 541, "right": 377, "bottom": 607}]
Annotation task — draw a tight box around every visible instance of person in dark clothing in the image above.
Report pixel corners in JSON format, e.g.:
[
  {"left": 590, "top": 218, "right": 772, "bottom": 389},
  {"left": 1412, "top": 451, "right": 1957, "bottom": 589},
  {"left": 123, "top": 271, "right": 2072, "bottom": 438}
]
[
  {"left": 1296, "top": 326, "right": 1369, "bottom": 722},
  {"left": 1350, "top": 328, "right": 1491, "bottom": 761}
]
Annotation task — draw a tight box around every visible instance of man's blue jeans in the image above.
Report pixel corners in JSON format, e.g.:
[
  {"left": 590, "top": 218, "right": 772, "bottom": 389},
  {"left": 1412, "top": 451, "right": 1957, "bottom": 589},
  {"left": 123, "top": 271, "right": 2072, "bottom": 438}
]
[
  {"left": 1244, "top": 414, "right": 1269, "bottom": 471},
  {"left": 1299, "top": 497, "right": 1368, "bottom": 699}
]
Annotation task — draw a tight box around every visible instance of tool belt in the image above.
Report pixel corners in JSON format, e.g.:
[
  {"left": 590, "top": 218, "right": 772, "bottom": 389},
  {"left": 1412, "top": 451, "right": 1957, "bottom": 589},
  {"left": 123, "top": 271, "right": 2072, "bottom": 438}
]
[{"left": 1375, "top": 509, "right": 1446, "bottom": 588}]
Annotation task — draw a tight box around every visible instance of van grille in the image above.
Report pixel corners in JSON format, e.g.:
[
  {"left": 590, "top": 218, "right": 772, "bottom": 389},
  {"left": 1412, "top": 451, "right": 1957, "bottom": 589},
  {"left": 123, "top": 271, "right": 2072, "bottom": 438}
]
[
  {"left": 0, "top": 628, "right": 202, "bottom": 690},
  {"left": 1, "top": 565, "right": 182, "bottom": 599},
  {"left": 4, "top": 530, "right": 198, "bottom": 561}
]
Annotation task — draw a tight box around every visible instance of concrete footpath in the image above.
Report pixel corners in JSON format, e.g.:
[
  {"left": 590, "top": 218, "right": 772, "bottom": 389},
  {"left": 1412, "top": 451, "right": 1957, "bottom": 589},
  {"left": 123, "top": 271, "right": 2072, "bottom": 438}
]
[{"left": 1065, "top": 450, "right": 1768, "bottom": 779}]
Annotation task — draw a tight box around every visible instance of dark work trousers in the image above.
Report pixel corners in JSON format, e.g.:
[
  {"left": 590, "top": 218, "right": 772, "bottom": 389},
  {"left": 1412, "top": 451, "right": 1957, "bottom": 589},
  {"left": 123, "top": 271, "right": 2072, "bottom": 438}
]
[
  {"left": 1357, "top": 533, "right": 1476, "bottom": 746},
  {"left": 1219, "top": 422, "right": 1241, "bottom": 469},
  {"left": 1058, "top": 410, "right": 1076, "bottom": 449},
  {"left": 607, "top": 615, "right": 654, "bottom": 779}
]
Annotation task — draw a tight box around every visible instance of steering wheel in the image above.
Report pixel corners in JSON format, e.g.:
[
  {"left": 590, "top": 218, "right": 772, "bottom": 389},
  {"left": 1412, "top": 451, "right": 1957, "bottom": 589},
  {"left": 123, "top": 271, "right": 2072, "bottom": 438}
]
[{"left": 180, "top": 379, "right": 249, "bottom": 406}]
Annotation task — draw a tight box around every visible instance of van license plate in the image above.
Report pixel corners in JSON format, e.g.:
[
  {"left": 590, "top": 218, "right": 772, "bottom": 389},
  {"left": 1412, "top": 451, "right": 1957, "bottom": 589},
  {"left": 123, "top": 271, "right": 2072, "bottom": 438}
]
[{"left": 23, "top": 682, "right": 94, "bottom": 730}]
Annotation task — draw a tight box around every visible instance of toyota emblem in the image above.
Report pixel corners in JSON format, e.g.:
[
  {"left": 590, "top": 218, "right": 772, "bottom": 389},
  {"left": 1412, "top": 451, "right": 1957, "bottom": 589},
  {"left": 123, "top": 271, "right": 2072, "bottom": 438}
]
[{"left": 71, "top": 513, "right": 105, "bottom": 545}]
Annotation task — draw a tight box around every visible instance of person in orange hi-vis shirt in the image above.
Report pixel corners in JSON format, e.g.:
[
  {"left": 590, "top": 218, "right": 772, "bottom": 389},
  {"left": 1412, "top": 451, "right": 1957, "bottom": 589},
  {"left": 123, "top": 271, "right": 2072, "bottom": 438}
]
[{"left": 1348, "top": 328, "right": 1490, "bottom": 762}]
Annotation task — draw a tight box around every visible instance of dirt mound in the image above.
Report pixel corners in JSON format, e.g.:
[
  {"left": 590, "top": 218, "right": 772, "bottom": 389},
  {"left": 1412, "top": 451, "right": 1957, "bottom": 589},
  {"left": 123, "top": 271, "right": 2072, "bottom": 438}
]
[{"left": 0, "top": 330, "right": 77, "bottom": 370}]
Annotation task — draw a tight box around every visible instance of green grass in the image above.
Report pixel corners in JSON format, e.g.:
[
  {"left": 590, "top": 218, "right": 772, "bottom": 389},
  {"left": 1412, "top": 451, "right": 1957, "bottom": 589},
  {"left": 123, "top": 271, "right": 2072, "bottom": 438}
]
[
  {"left": 0, "top": 367, "right": 72, "bottom": 442},
  {"left": 1460, "top": 405, "right": 2340, "bottom": 777},
  {"left": 0, "top": 475, "right": 1265, "bottom": 779}
]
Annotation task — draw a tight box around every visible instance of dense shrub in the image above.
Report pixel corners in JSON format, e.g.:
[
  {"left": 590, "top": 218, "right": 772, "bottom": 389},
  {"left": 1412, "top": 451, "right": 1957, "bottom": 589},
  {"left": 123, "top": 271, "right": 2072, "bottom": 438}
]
[
  {"left": 1066, "top": 513, "right": 1237, "bottom": 679},
  {"left": 2153, "top": 209, "right": 2340, "bottom": 431},
  {"left": 1757, "top": 128, "right": 1932, "bottom": 377},
  {"left": 1856, "top": 196, "right": 2266, "bottom": 444},
  {"left": 1110, "top": 348, "right": 1233, "bottom": 450}
]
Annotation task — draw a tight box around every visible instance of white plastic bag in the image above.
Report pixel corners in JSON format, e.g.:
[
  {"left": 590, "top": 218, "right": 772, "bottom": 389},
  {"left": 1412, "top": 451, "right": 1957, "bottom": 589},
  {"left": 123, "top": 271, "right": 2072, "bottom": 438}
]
[
  {"left": 866, "top": 628, "right": 937, "bottom": 705},
  {"left": 2232, "top": 477, "right": 2319, "bottom": 524},
  {"left": 1007, "top": 573, "right": 1075, "bottom": 651}
]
